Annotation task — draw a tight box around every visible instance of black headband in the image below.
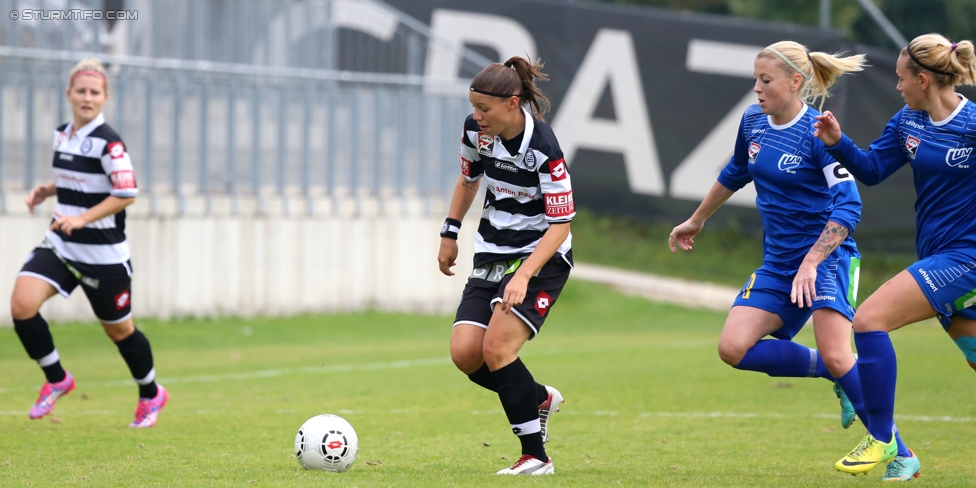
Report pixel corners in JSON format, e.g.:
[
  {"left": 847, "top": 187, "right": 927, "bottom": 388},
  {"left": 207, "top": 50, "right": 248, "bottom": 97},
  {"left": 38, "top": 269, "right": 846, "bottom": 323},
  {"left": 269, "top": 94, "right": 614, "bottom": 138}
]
[
  {"left": 469, "top": 86, "right": 518, "bottom": 98},
  {"left": 907, "top": 46, "right": 953, "bottom": 77}
]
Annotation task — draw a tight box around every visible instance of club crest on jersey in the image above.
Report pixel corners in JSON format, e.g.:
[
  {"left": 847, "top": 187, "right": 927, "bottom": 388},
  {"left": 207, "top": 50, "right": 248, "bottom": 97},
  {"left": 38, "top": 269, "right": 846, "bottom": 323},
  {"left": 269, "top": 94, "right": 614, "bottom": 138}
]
[
  {"left": 748, "top": 142, "right": 761, "bottom": 164},
  {"left": 946, "top": 147, "right": 972, "bottom": 168},
  {"left": 478, "top": 133, "right": 494, "bottom": 157},
  {"left": 905, "top": 135, "right": 920, "bottom": 159},
  {"left": 523, "top": 151, "right": 537, "bottom": 170}
]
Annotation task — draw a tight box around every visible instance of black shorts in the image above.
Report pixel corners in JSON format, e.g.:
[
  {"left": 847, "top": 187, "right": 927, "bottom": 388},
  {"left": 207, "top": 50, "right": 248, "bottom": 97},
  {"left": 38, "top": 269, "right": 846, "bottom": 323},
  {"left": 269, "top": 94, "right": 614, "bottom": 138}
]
[
  {"left": 453, "top": 257, "right": 571, "bottom": 338},
  {"left": 19, "top": 247, "right": 134, "bottom": 324}
]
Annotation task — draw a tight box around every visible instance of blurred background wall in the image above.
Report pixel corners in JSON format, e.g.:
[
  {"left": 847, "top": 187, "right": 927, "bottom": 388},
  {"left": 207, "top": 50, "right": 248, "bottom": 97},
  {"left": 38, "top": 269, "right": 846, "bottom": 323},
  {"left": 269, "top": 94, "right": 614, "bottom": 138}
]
[{"left": 0, "top": 0, "right": 966, "bottom": 322}]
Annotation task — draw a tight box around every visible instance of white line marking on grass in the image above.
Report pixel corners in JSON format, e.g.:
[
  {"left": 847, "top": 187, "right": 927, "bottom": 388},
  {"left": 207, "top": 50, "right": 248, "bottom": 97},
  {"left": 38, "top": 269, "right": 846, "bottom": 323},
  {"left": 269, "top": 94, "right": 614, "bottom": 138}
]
[{"left": 0, "top": 357, "right": 454, "bottom": 395}]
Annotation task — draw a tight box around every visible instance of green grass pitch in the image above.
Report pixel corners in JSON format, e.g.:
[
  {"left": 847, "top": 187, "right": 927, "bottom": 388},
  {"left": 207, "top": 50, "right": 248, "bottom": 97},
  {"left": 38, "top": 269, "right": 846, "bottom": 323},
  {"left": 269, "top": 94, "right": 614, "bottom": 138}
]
[{"left": 1, "top": 280, "right": 974, "bottom": 487}]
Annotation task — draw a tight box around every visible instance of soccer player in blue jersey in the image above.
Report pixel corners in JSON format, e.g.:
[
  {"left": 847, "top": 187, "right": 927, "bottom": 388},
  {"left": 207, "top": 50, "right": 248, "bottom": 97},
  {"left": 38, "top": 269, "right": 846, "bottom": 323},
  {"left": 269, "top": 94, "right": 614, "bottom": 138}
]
[
  {"left": 437, "top": 56, "right": 573, "bottom": 476},
  {"left": 670, "top": 40, "right": 915, "bottom": 478},
  {"left": 10, "top": 59, "right": 167, "bottom": 428},
  {"left": 814, "top": 33, "right": 976, "bottom": 480}
]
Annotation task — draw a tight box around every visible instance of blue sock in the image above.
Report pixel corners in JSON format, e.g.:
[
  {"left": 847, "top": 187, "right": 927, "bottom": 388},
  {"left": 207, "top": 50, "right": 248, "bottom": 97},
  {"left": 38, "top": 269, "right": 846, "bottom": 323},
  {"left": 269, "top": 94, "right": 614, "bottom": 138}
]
[
  {"left": 853, "top": 331, "right": 897, "bottom": 443},
  {"left": 736, "top": 339, "right": 833, "bottom": 379},
  {"left": 893, "top": 425, "right": 910, "bottom": 458},
  {"left": 835, "top": 365, "right": 867, "bottom": 423}
]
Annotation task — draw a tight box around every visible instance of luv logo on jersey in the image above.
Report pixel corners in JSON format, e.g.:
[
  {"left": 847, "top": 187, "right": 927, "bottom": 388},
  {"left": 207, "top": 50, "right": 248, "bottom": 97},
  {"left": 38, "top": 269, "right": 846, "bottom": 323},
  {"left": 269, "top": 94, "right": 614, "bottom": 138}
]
[
  {"left": 777, "top": 153, "right": 802, "bottom": 172},
  {"left": 946, "top": 147, "right": 972, "bottom": 168}
]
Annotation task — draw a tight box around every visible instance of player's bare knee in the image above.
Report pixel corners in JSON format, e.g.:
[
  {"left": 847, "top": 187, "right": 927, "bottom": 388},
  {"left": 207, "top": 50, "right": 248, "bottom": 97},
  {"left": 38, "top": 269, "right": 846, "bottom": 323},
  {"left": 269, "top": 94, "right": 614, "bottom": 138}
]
[
  {"left": 819, "top": 353, "right": 850, "bottom": 377},
  {"left": 716, "top": 341, "right": 745, "bottom": 367},
  {"left": 450, "top": 347, "right": 481, "bottom": 373},
  {"left": 851, "top": 312, "right": 879, "bottom": 333},
  {"left": 10, "top": 294, "right": 40, "bottom": 321}
]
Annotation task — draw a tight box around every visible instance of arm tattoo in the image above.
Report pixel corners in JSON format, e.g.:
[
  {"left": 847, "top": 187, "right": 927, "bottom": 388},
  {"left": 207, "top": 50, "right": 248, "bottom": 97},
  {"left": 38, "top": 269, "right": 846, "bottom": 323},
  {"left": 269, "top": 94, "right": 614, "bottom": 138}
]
[
  {"left": 809, "top": 221, "right": 849, "bottom": 257},
  {"left": 462, "top": 181, "right": 478, "bottom": 193}
]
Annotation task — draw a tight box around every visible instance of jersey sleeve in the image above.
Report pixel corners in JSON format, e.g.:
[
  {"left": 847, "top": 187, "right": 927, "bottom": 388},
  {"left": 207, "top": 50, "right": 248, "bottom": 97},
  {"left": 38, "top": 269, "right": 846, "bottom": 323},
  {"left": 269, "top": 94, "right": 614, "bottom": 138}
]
[
  {"left": 538, "top": 148, "right": 574, "bottom": 224},
  {"left": 816, "top": 142, "right": 861, "bottom": 234},
  {"left": 825, "top": 110, "right": 909, "bottom": 186},
  {"left": 100, "top": 139, "right": 138, "bottom": 198},
  {"left": 459, "top": 119, "right": 484, "bottom": 182},
  {"left": 716, "top": 113, "right": 754, "bottom": 192}
]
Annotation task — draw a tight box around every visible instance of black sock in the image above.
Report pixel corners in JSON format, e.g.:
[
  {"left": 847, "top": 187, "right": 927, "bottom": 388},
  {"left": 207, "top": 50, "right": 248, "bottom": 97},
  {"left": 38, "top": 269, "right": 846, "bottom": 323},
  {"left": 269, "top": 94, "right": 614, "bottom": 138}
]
[
  {"left": 467, "top": 362, "right": 497, "bottom": 391},
  {"left": 492, "top": 358, "right": 547, "bottom": 461},
  {"left": 115, "top": 329, "right": 158, "bottom": 399},
  {"left": 536, "top": 383, "right": 548, "bottom": 406},
  {"left": 468, "top": 363, "right": 549, "bottom": 406},
  {"left": 14, "top": 314, "right": 66, "bottom": 383}
]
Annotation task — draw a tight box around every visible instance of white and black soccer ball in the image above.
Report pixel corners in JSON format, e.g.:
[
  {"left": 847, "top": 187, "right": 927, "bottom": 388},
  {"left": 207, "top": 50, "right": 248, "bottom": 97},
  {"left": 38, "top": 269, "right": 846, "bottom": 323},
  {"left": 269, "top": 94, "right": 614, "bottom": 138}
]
[{"left": 294, "top": 414, "right": 359, "bottom": 472}]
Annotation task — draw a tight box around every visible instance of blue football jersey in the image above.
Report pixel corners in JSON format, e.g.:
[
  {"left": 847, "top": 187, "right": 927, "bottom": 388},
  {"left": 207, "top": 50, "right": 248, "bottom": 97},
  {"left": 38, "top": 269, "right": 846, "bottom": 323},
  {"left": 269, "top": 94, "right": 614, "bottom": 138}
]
[
  {"left": 718, "top": 104, "right": 861, "bottom": 267},
  {"left": 827, "top": 95, "right": 976, "bottom": 259}
]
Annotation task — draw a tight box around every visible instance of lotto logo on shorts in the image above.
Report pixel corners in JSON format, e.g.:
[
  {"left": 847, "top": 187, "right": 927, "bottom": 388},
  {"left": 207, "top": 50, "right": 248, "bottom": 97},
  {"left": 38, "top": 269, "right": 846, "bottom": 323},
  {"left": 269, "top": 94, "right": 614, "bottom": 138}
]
[
  {"left": 535, "top": 290, "right": 552, "bottom": 316},
  {"left": 115, "top": 290, "right": 130, "bottom": 310},
  {"left": 111, "top": 170, "right": 137, "bottom": 190},
  {"left": 549, "top": 159, "right": 567, "bottom": 181},
  {"left": 107, "top": 141, "right": 126, "bottom": 159}
]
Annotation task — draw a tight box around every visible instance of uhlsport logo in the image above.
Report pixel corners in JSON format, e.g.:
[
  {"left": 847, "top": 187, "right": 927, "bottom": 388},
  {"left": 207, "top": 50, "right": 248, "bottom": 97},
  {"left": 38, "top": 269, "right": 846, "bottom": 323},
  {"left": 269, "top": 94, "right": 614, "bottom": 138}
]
[
  {"left": 946, "top": 147, "right": 972, "bottom": 168},
  {"left": 748, "top": 142, "right": 761, "bottom": 164},
  {"left": 905, "top": 135, "right": 920, "bottom": 159}
]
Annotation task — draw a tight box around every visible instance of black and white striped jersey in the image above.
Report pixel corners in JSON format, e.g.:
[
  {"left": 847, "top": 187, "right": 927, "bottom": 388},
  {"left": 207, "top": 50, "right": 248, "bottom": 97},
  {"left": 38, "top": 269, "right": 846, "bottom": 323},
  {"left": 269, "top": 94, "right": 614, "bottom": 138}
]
[
  {"left": 459, "top": 108, "right": 574, "bottom": 268},
  {"left": 46, "top": 112, "right": 138, "bottom": 277}
]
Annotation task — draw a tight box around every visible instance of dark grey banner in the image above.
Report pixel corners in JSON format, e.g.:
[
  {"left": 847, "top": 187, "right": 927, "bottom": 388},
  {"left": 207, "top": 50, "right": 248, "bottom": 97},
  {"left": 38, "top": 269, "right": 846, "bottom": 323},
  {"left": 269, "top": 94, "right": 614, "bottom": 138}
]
[{"left": 383, "top": 0, "right": 971, "bottom": 251}]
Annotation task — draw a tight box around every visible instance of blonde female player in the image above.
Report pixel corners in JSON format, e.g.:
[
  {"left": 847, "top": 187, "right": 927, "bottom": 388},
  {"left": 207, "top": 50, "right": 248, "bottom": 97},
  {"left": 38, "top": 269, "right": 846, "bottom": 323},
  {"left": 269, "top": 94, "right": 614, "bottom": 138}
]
[
  {"left": 11, "top": 58, "right": 167, "bottom": 427},
  {"left": 815, "top": 32, "right": 976, "bottom": 480},
  {"left": 670, "top": 41, "right": 915, "bottom": 480}
]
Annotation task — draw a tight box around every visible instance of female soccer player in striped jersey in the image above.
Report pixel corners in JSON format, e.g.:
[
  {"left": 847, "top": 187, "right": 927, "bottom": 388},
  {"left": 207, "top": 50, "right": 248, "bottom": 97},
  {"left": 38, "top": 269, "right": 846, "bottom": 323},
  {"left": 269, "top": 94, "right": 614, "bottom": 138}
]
[
  {"left": 670, "top": 40, "right": 916, "bottom": 480},
  {"left": 815, "top": 33, "right": 976, "bottom": 479},
  {"left": 10, "top": 59, "right": 168, "bottom": 428},
  {"left": 437, "top": 56, "right": 573, "bottom": 476}
]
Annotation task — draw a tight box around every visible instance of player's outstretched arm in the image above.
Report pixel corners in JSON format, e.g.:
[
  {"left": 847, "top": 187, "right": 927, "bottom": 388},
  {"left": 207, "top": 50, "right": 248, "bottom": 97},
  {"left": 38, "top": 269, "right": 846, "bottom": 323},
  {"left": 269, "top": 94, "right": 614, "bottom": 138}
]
[{"left": 669, "top": 181, "right": 735, "bottom": 253}]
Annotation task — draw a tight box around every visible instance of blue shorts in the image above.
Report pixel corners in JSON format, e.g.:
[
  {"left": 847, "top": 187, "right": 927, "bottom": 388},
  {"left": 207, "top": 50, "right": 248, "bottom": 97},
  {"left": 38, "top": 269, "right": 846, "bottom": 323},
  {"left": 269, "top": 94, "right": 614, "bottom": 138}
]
[
  {"left": 732, "top": 248, "right": 860, "bottom": 340},
  {"left": 905, "top": 250, "right": 976, "bottom": 330}
]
